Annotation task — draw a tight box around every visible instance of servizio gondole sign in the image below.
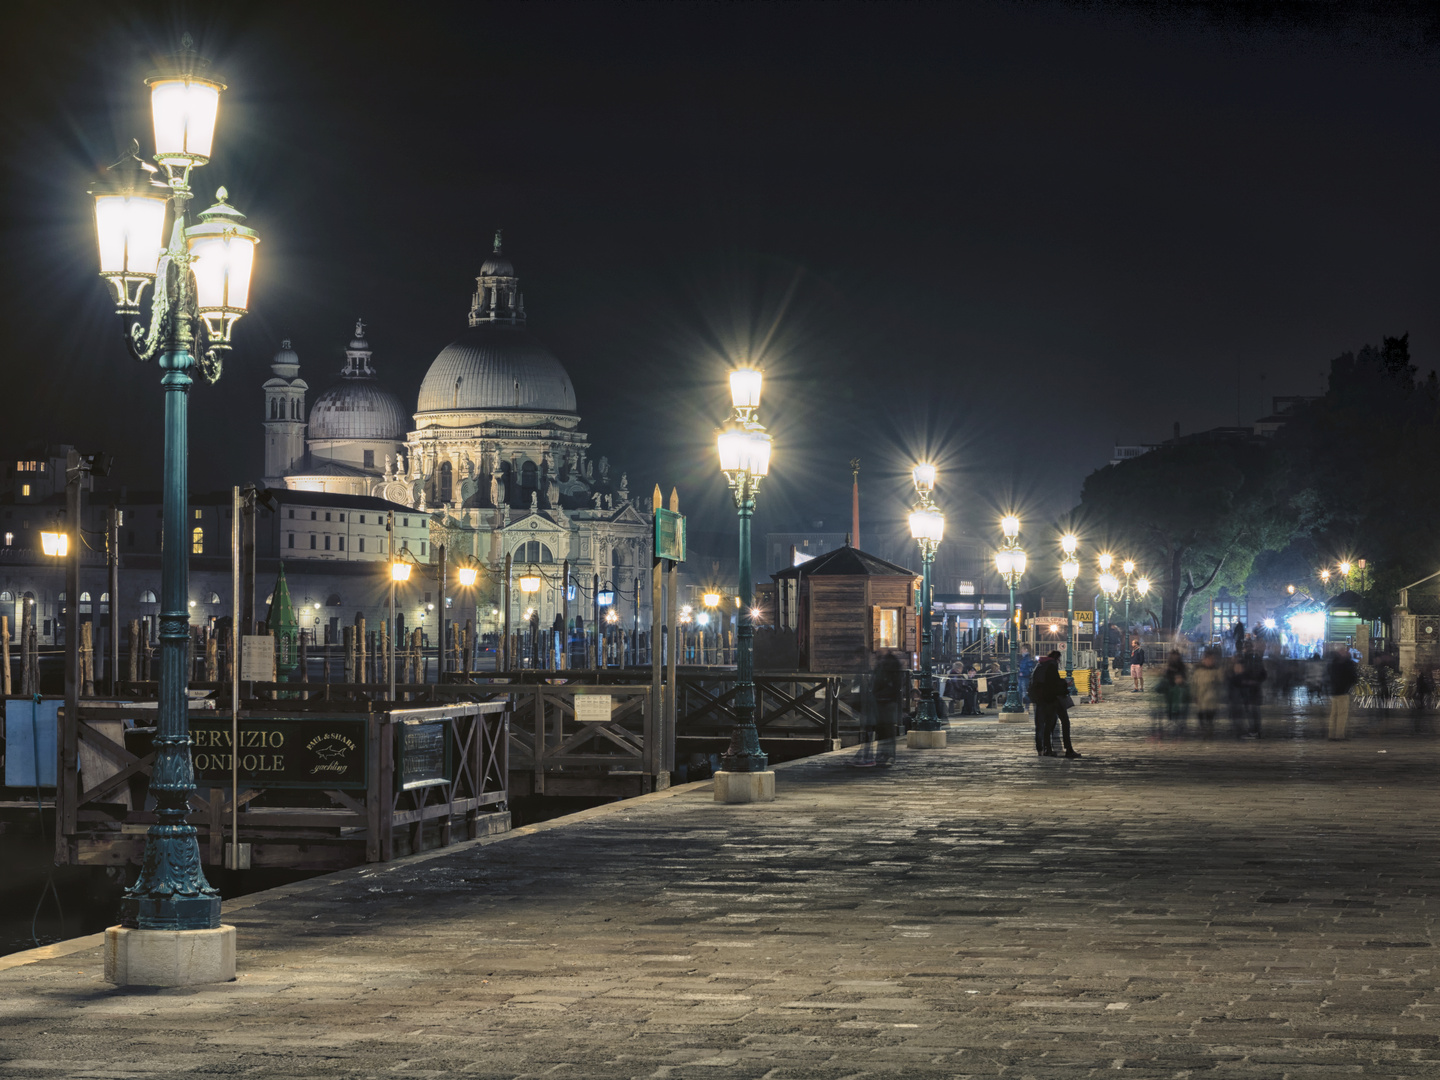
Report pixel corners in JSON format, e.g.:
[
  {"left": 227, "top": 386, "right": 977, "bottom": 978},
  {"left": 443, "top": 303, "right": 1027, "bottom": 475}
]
[{"left": 190, "top": 717, "right": 369, "bottom": 790}]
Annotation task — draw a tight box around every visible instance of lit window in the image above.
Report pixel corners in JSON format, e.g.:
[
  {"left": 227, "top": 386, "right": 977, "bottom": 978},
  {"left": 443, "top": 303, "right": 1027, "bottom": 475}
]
[
  {"left": 875, "top": 608, "right": 900, "bottom": 649},
  {"left": 141, "top": 590, "right": 157, "bottom": 603},
  {"left": 210, "top": 592, "right": 220, "bottom": 603},
  {"left": 192, "top": 527, "right": 203, "bottom": 554},
  {"left": 117, "top": 511, "right": 124, "bottom": 526},
  {"left": 3, "top": 532, "right": 10, "bottom": 546},
  {"left": 21, "top": 485, "right": 30, "bottom": 497},
  {"left": 194, "top": 509, "right": 202, "bottom": 519}
]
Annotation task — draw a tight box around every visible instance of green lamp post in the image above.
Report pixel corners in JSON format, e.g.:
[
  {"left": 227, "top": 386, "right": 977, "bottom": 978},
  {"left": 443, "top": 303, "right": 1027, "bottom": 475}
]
[
  {"left": 1061, "top": 534, "right": 1080, "bottom": 693},
  {"left": 994, "top": 515, "right": 1027, "bottom": 714},
  {"left": 715, "top": 367, "right": 773, "bottom": 798},
  {"left": 89, "top": 37, "right": 260, "bottom": 933},
  {"left": 907, "top": 464, "right": 947, "bottom": 747},
  {"left": 1098, "top": 554, "right": 1119, "bottom": 685}
]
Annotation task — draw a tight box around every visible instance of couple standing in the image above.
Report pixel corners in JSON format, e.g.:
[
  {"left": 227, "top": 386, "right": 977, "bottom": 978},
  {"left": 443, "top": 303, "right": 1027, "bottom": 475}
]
[{"left": 1031, "top": 649, "right": 1081, "bottom": 759}]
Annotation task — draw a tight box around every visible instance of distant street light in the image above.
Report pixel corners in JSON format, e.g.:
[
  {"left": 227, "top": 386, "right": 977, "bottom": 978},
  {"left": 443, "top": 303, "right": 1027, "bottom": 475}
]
[
  {"left": 994, "top": 518, "right": 1027, "bottom": 714},
  {"left": 1060, "top": 535, "right": 1080, "bottom": 692},
  {"left": 389, "top": 548, "right": 418, "bottom": 699},
  {"left": 907, "top": 463, "right": 946, "bottom": 748},
  {"left": 40, "top": 531, "right": 69, "bottom": 558},
  {"left": 1098, "top": 561, "right": 1119, "bottom": 685},
  {"left": 715, "top": 366, "right": 773, "bottom": 793}
]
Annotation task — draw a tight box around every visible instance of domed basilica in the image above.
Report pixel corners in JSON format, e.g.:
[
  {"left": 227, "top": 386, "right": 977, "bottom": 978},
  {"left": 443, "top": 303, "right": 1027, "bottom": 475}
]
[{"left": 261, "top": 234, "right": 652, "bottom": 625}]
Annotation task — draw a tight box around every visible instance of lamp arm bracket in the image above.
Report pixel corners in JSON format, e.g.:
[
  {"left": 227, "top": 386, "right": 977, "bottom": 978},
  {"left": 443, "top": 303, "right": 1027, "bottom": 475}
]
[{"left": 198, "top": 347, "right": 223, "bottom": 384}]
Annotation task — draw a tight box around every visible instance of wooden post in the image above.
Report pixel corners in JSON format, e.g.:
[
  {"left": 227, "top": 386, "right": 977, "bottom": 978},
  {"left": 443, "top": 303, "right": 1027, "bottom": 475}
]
[
  {"left": 343, "top": 625, "right": 354, "bottom": 684},
  {"left": 82, "top": 621, "right": 95, "bottom": 697},
  {"left": 463, "top": 619, "right": 473, "bottom": 678},
  {"left": 356, "top": 613, "right": 367, "bottom": 684},
  {"left": 1, "top": 614, "right": 9, "bottom": 697},
  {"left": 501, "top": 551, "right": 512, "bottom": 674},
  {"left": 665, "top": 487, "right": 679, "bottom": 767},
  {"left": 128, "top": 619, "right": 139, "bottom": 685},
  {"left": 206, "top": 628, "right": 219, "bottom": 682}
]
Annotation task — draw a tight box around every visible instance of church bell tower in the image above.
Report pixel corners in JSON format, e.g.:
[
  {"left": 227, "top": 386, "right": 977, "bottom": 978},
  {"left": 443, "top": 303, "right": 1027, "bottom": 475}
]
[{"left": 263, "top": 340, "right": 308, "bottom": 487}]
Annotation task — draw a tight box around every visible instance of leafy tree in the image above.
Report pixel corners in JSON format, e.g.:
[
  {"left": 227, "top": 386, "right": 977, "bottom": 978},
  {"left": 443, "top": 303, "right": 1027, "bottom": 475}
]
[{"left": 1077, "top": 438, "right": 1302, "bottom": 637}]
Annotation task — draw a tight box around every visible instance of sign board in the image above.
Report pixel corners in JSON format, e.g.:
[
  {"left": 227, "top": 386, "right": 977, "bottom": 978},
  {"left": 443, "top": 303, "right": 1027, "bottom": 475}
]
[
  {"left": 1072, "top": 611, "right": 1093, "bottom": 623},
  {"left": 654, "top": 508, "right": 686, "bottom": 563},
  {"left": 396, "top": 718, "right": 452, "bottom": 790},
  {"left": 191, "top": 716, "right": 368, "bottom": 790},
  {"left": 240, "top": 635, "right": 275, "bottom": 682},
  {"left": 574, "top": 694, "right": 613, "bottom": 725}
]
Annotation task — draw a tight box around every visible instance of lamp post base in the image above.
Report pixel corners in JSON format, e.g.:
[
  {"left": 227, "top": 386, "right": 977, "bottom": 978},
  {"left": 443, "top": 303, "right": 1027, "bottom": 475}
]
[
  {"left": 104, "top": 924, "right": 236, "bottom": 987},
  {"left": 713, "top": 770, "right": 775, "bottom": 803},
  {"left": 906, "top": 728, "right": 947, "bottom": 748}
]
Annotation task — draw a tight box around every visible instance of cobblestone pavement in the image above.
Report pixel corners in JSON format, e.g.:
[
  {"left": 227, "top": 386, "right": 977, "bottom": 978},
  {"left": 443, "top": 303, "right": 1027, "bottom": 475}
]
[{"left": 1, "top": 693, "right": 1436, "bottom": 1079}]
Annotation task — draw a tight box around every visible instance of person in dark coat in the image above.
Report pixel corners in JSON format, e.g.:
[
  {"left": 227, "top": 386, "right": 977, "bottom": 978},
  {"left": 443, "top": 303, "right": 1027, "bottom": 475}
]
[
  {"left": 1326, "top": 644, "right": 1358, "bottom": 740},
  {"left": 869, "top": 648, "right": 903, "bottom": 765},
  {"left": 1030, "top": 650, "right": 1073, "bottom": 757}
]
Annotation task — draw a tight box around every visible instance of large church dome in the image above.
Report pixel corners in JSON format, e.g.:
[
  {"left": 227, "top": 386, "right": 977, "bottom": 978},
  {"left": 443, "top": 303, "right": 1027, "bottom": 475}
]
[
  {"left": 416, "top": 234, "right": 577, "bottom": 420},
  {"left": 417, "top": 323, "right": 577, "bottom": 415},
  {"left": 307, "top": 320, "right": 407, "bottom": 441},
  {"left": 309, "top": 380, "right": 407, "bottom": 440}
]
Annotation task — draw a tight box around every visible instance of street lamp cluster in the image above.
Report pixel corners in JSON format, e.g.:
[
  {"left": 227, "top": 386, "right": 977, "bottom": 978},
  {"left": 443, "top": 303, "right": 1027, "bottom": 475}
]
[
  {"left": 88, "top": 37, "right": 259, "bottom": 937},
  {"left": 907, "top": 463, "right": 946, "bottom": 748}
]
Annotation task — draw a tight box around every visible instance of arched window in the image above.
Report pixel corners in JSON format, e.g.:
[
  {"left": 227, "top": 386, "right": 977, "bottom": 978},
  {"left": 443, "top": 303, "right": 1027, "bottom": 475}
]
[
  {"left": 140, "top": 590, "right": 157, "bottom": 603},
  {"left": 0, "top": 591, "right": 13, "bottom": 602},
  {"left": 209, "top": 592, "right": 220, "bottom": 604},
  {"left": 191, "top": 527, "right": 204, "bottom": 554},
  {"left": 326, "top": 593, "right": 343, "bottom": 606},
  {"left": 100, "top": 592, "right": 109, "bottom": 602},
  {"left": 521, "top": 460, "right": 538, "bottom": 491},
  {"left": 439, "top": 461, "right": 453, "bottom": 504},
  {"left": 80, "top": 592, "right": 91, "bottom": 602},
  {"left": 521, "top": 540, "right": 554, "bottom": 564},
  {"left": 291, "top": 399, "right": 299, "bottom": 419},
  {"left": 270, "top": 398, "right": 277, "bottom": 419}
]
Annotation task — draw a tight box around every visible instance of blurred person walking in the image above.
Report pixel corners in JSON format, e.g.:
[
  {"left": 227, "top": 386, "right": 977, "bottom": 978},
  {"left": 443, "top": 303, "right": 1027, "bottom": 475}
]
[
  {"left": 1160, "top": 649, "right": 1189, "bottom": 735},
  {"left": 1326, "top": 643, "right": 1357, "bottom": 741},
  {"left": 1240, "top": 643, "right": 1268, "bottom": 737},
  {"left": 1191, "top": 647, "right": 1223, "bottom": 738}
]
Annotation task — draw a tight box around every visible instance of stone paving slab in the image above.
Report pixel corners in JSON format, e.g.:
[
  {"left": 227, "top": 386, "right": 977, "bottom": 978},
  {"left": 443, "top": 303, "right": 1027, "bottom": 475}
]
[{"left": 0, "top": 695, "right": 1436, "bottom": 1079}]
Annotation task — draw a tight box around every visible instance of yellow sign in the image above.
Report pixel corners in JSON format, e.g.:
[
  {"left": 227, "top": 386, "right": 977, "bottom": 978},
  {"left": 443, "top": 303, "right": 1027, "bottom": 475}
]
[{"left": 1073, "top": 610, "right": 1093, "bottom": 622}]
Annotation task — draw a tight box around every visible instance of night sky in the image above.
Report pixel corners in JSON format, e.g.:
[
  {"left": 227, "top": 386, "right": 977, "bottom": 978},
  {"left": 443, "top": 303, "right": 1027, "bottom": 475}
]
[{"left": 2, "top": 1, "right": 1437, "bottom": 559}]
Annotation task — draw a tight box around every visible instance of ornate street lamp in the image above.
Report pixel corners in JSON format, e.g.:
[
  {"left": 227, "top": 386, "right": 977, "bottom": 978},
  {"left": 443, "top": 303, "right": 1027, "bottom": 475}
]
[
  {"left": 89, "top": 37, "right": 259, "bottom": 945},
  {"left": 994, "top": 516, "right": 1026, "bottom": 713},
  {"left": 1098, "top": 559, "right": 1119, "bottom": 685},
  {"left": 907, "top": 464, "right": 946, "bottom": 748},
  {"left": 714, "top": 367, "right": 773, "bottom": 801},
  {"left": 1061, "top": 534, "right": 1080, "bottom": 692},
  {"left": 454, "top": 556, "right": 481, "bottom": 675}
]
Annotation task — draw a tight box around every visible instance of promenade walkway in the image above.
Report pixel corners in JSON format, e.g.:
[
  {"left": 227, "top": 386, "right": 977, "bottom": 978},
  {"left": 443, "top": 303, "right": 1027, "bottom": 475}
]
[{"left": 1, "top": 695, "right": 1436, "bottom": 1078}]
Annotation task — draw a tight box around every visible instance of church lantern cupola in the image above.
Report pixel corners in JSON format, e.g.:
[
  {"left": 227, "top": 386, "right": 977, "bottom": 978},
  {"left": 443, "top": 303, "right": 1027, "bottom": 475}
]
[{"left": 469, "top": 230, "right": 526, "bottom": 327}]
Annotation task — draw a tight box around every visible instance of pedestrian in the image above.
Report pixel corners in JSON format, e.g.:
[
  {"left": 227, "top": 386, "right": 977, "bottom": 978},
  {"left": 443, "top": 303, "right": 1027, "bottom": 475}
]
[
  {"left": 1412, "top": 666, "right": 1434, "bottom": 733},
  {"left": 1232, "top": 620, "right": 1246, "bottom": 656},
  {"left": 1240, "top": 643, "right": 1267, "bottom": 736},
  {"left": 1044, "top": 648, "right": 1081, "bottom": 758},
  {"left": 1161, "top": 649, "right": 1189, "bottom": 734},
  {"left": 1029, "top": 649, "right": 1064, "bottom": 757},
  {"left": 1326, "top": 643, "right": 1357, "bottom": 740},
  {"left": 1191, "top": 646, "right": 1223, "bottom": 738},
  {"left": 1019, "top": 646, "right": 1036, "bottom": 705},
  {"left": 1129, "top": 638, "right": 1146, "bottom": 692},
  {"left": 870, "top": 647, "right": 902, "bottom": 765}
]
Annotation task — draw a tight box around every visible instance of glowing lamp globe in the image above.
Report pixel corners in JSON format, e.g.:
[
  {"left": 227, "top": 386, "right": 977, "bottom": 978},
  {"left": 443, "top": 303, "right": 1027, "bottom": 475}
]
[
  {"left": 457, "top": 567, "right": 478, "bottom": 587},
  {"left": 1012, "top": 550, "right": 1027, "bottom": 576},
  {"left": 1339, "top": 561, "right": 1352, "bottom": 576},
  {"left": 912, "top": 463, "right": 936, "bottom": 494},
  {"left": 41, "top": 532, "right": 69, "bottom": 558},
  {"left": 1061, "top": 533, "right": 1077, "bottom": 555},
  {"left": 908, "top": 507, "right": 944, "bottom": 543},
  {"left": 597, "top": 589, "right": 615, "bottom": 606},
  {"left": 1001, "top": 515, "right": 1020, "bottom": 539},
  {"left": 1061, "top": 558, "right": 1080, "bottom": 584},
  {"left": 145, "top": 44, "right": 225, "bottom": 170},
  {"left": 1098, "top": 552, "right": 1114, "bottom": 571},
  {"left": 729, "top": 368, "right": 763, "bottom": 409},
  {"left": 1137, "top": 578, "right": 1150, "bottom": 596},
  {"left": 605, "top": 610, "right": 619, "bottom": 624},
  {"left": 696, "top": 612, "right": 710, "bottom": 626},
  {"left": 717, "top": 426, "right": 772, "bottom": 476},
  {"left": 1100, "top": 572, "right": 1119, "bottom": 595},
  {"left": 390, "top": 560, "right": 412, "bottom": 583},
  {"left": 703, "top": 591, "right": 721, "bottom": 608},
  {"left": 994, "top": 549, "right": 1014, "bottom": 576},
  {"left": 90, "top": 149, "right": 169, "bottom": 313},
  {"left": 519, "top": 572, "right": 542, "bottom": 594},
  {"left": 186, "top": 189, "right": 259, "bottom": 345},
  {"left": 1122, "top": 559, "right": 1135, "bottom": 576}
]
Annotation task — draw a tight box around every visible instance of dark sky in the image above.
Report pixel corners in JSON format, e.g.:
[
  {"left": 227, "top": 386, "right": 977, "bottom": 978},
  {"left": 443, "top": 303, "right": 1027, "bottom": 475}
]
[{"left": 2, "top": 1, "right": 1437, "bottom": 557}]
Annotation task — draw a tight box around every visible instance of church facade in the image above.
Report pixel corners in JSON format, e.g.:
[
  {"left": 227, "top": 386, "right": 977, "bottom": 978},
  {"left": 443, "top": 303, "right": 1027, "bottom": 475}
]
[{"left": 261, "top": 235, "right": 653, "bottom": 635}]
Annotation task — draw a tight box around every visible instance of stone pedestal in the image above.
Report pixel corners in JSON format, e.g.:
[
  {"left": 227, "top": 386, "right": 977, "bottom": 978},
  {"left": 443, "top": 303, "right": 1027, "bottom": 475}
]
[
  {"left": 713, "top": 770, "right": 775, "bottom": 803},
  {"left": 906, "top": 729, "right": 947, "bottom": 748},
  {"left": 104, "top": 925, "right": 236, "bottom": 987},
  {"left": 997, "top": 711, "right": 1028, "bottom": 724}
]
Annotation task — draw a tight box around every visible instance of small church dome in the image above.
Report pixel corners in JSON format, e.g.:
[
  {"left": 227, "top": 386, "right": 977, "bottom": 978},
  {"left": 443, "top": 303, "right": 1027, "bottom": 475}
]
[{"left": 308, "top": 381, "right": 407, "bottom": 441}]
